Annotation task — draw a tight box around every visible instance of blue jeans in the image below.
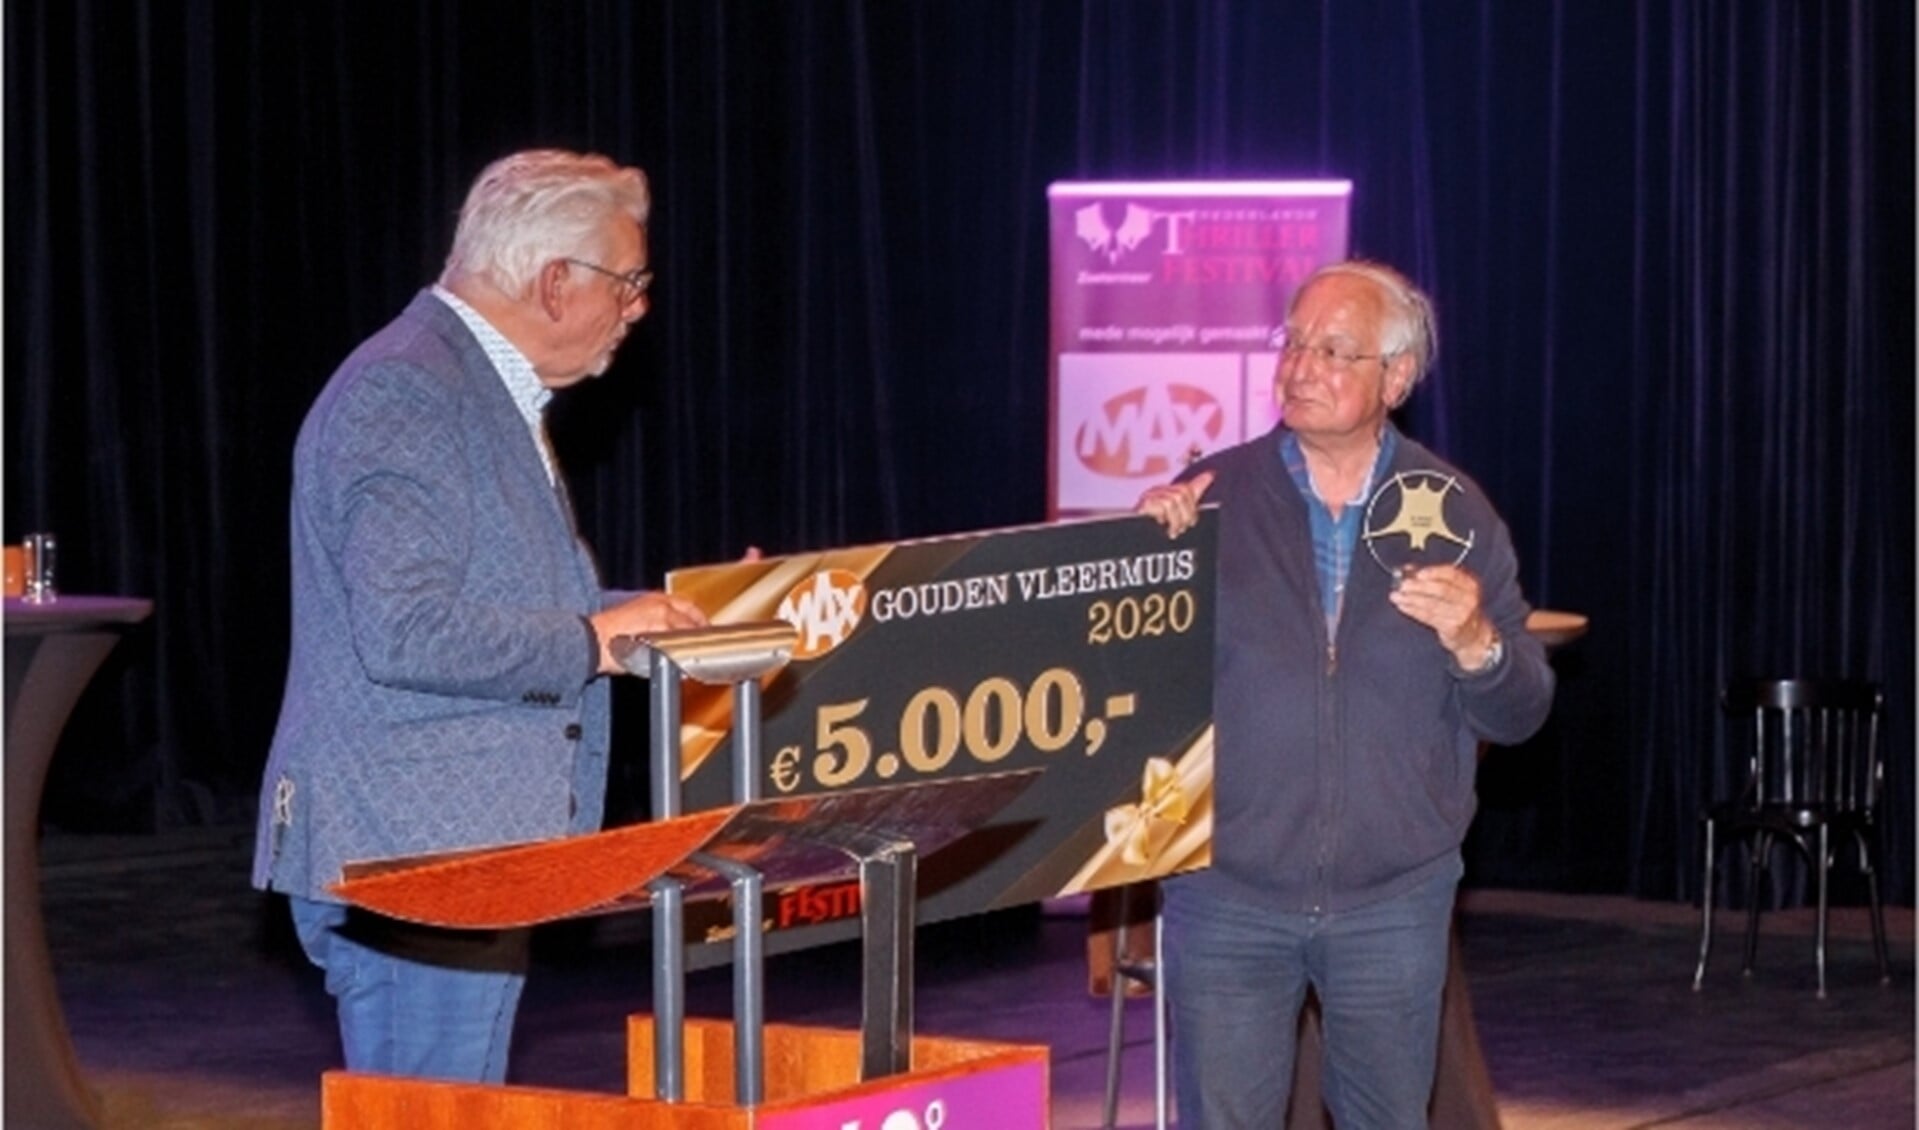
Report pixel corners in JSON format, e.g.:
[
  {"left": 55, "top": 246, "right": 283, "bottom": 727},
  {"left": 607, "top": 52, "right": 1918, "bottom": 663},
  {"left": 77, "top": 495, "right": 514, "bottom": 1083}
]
[
  {"left": 289, "top": 895, "right": 531, "bottom": 1083},
  {"left": 1163, "top": 872, "right": 1457, "bottom": 1129}
]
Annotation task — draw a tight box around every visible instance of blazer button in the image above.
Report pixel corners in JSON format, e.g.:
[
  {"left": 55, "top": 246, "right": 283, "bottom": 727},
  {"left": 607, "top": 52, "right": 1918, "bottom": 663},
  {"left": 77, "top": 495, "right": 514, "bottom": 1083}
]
[{"left": 564, "top": 723, "right": 583, "bottom": 741}]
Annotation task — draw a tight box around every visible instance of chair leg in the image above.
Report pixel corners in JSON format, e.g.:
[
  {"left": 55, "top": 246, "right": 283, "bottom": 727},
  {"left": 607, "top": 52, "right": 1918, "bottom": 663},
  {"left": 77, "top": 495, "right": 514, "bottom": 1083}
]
[
  {"left": 1815, "top": 824, "right": 1830, "bottom": 1000},
  {"left": 1102, "top": 954, "right": 1128, "bottom": 1128},
  {"left": 1101, "top": 890, "right": 1169, "bottom": 1130},
  {"left": 1693, "top": 818, "right": 1716, "bottom": 991},
  {"left": 1742, "top": 832, "right": 1769, "bottom": 978},
  {"left": 1102, "top": 882, "right": 1146, "bottom": 1130},
  {"left": 1858, "top": 831, "right": 1892, "bottom": 985},
  {"left": 1151, "top": 910, "right": 1168, "bottom": 1130}
]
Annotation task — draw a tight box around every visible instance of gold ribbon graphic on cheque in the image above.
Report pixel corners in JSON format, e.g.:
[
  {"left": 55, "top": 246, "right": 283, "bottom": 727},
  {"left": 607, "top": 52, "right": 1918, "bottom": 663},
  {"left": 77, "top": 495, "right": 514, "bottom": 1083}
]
[
  {"left": 664, "top": 511, "right": 1219, "bottom": 942},
  {"left": 1362, "top": 470, "right": 1478, "bottom": 580}
]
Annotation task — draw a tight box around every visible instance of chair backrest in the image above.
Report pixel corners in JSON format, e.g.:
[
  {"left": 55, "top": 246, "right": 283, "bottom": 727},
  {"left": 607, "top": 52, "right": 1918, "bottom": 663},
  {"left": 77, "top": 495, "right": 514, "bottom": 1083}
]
[{"left": 1721, "top": 678, "right": 1883, "bottom": 815}]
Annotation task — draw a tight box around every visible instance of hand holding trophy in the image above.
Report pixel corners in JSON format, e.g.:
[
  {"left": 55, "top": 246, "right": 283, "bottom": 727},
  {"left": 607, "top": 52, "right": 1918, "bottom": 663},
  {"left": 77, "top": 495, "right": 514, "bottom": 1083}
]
[{"left": 1366, "top": 471, "right": 1501, "bottom": 672}]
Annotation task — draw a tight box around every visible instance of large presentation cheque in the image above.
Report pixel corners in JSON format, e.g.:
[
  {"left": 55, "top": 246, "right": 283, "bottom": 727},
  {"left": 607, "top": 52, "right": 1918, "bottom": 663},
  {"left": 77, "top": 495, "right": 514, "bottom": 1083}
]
[{"left": 666, "top": 510, "right": 1217, "bottom": 941}]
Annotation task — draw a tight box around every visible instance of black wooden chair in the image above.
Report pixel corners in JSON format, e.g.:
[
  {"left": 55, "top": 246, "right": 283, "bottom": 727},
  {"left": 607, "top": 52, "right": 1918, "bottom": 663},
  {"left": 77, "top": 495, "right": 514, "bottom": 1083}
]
[{"left": 1692, "top": 677, "right": 1892, "bottom": 997}]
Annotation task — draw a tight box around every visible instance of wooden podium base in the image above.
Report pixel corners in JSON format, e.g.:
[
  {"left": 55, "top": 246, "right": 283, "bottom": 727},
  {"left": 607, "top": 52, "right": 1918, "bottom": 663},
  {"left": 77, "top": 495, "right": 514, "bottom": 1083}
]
[{"left": 323, "top": 1017, "right": 1049, "bottom": 1130}]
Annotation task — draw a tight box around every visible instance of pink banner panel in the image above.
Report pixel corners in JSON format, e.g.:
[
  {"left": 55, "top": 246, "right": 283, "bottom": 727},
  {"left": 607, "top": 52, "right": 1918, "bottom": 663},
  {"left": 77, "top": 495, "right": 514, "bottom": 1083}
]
[
  {"left": 1048, "top": 180, "right": 1351, "bottom": 516},
  {"left": 758, "top": 1058, "right": 1048, "bottom": 1130}
]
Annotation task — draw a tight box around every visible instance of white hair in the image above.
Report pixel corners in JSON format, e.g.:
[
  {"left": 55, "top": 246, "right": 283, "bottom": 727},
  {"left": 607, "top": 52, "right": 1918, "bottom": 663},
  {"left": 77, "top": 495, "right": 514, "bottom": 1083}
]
[
  {"left": 1293, "top": 259, "right": 1439, "bottom": 388},
  {"left": 440, "top": 149, "right": 650, "bottom": 297}
]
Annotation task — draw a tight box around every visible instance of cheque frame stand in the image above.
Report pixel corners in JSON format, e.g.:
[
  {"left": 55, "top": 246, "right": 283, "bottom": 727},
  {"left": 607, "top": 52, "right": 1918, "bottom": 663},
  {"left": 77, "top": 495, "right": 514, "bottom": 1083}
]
[{"left": 320, "top": 622, "right": 1050, "bottom": 1130}]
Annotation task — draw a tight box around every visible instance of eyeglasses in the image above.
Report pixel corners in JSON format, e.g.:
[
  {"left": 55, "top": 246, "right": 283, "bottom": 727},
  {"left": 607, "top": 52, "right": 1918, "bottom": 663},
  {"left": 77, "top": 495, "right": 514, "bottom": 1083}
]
[
  {"left": 565, "top": 258, "right": 653, "bottom": 306},
  {"left": 1269, "top": 328, "right": 1391, "bottom": 372}
]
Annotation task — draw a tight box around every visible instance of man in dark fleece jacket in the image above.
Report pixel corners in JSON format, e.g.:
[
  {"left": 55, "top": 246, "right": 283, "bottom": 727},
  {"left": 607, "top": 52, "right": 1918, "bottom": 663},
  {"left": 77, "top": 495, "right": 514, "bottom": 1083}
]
[{"left": 1138, "top": 259, "right": 1554, "bottom": 1129}]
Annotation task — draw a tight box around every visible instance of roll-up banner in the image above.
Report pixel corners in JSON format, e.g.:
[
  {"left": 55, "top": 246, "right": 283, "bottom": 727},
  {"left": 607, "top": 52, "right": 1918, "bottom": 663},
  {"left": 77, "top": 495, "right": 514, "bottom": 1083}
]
[{"left": 1048, "top": 180, "right": 1353, "bottom": 516}]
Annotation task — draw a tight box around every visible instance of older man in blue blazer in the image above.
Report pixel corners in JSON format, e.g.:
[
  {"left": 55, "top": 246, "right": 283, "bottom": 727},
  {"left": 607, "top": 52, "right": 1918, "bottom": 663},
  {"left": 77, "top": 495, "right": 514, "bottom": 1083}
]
[{"left": 253, "top": 149, "right": 709, "bottom": 1083}]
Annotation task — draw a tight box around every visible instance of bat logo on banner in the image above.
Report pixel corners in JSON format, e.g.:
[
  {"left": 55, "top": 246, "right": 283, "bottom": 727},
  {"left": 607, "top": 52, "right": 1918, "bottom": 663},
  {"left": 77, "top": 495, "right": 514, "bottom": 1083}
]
[{"left": 1075, "top": 202, "right": 1158, "bottom": 264}]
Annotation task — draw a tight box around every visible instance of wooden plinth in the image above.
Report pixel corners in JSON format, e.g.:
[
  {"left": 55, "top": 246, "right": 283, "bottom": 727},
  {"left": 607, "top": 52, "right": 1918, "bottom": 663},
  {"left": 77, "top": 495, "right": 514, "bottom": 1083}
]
[{"left": 323, "top": 1017, "right": 1049, "bottom": 1129}]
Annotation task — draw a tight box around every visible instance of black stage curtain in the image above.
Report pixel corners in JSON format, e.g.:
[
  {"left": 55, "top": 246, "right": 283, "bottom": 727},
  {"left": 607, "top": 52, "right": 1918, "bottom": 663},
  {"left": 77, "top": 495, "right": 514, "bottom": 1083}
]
[{"left": 7, "top": 2, "right": 1911, "bottom": 904}]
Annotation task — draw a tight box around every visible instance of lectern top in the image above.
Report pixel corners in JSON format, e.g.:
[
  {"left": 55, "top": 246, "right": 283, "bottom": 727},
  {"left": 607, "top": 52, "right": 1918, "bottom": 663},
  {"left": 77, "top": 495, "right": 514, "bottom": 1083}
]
[
  {"left": 611, "top": 619, "right": 799, "bottom": 684},
  {"left": 332, "top": 769, "right": 1040, "bottom": 930}
]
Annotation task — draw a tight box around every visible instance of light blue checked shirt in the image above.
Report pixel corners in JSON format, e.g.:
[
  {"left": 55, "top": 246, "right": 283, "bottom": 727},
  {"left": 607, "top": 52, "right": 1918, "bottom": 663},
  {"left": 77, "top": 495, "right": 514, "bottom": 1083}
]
[{"left": 1279, "top": 426, "right": 1398, "bottom": 640}]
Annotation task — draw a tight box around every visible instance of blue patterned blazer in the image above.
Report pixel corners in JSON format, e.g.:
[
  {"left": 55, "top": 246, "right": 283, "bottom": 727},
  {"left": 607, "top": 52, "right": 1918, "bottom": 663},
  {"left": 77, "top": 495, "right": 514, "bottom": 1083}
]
[{"left": 253, "top": 291, "right": 613, "bottom": 902}]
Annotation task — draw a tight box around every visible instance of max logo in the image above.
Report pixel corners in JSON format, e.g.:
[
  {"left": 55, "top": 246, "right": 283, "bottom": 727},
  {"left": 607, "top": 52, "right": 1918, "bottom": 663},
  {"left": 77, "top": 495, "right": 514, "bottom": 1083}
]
[
  {"left": 1075, "top": 202, "right": 1157, "bottom": 264},
  {"left": 775, "top": 570, "right": 868, "bottom": 660},
  {"left": 1075, "top": 384, "right": 1224, "bottom": 478}
]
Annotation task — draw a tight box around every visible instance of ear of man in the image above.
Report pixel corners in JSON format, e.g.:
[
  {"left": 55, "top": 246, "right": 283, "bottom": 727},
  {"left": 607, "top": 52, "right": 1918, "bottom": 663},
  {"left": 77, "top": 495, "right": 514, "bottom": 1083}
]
[
  {"left": 537, "top": 260, "right": 572, "bottom": 321},
  {"left": 1384, "top": 354, "right": 1418, "bottom": 409}
]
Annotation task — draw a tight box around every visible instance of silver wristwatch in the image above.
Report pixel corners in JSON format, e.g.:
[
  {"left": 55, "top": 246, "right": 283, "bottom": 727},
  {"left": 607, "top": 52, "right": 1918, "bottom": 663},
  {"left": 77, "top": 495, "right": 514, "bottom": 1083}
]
[{"left": 1468, "top": 633, "right": 1504, "bottom": 675}]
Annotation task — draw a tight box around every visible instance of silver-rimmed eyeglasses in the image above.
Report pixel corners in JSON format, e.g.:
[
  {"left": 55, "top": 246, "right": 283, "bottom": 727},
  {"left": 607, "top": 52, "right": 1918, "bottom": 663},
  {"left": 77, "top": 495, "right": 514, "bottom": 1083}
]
[
  {"left": 565, "top": 258, "right": 653, "bottom": 306},
  {"left": 1269, "top": 327, "right": 1391, "bottom": 372}
]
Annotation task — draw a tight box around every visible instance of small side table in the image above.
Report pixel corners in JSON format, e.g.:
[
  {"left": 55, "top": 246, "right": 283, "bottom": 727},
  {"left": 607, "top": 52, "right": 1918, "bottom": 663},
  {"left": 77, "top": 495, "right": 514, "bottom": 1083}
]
[{"left": 5, "top": 596, "right": 154, "bottom": 1130}]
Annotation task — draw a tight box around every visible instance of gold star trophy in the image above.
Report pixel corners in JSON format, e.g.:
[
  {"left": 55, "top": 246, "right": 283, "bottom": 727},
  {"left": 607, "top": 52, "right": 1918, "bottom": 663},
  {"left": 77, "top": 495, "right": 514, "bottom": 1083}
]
[{"left": 1361, "top": 470, "right": 1476, "bottom": 583}]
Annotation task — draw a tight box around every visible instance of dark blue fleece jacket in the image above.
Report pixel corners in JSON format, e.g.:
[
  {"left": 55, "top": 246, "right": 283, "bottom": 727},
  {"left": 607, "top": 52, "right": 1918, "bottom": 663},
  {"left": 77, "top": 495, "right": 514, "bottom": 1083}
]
[{"left": 1174, "top": 424, "right": 1555, "bottom": 915}]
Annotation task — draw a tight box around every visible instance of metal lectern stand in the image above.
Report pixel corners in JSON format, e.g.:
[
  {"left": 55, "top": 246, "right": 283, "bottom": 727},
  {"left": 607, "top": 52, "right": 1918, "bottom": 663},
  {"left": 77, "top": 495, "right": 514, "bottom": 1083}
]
[
  {"left": 622, "top": 623, "right": 922, "bottom": 1103},
  {"left": 323, "top": 621, "right": 1049, "bottom": 1128}
]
